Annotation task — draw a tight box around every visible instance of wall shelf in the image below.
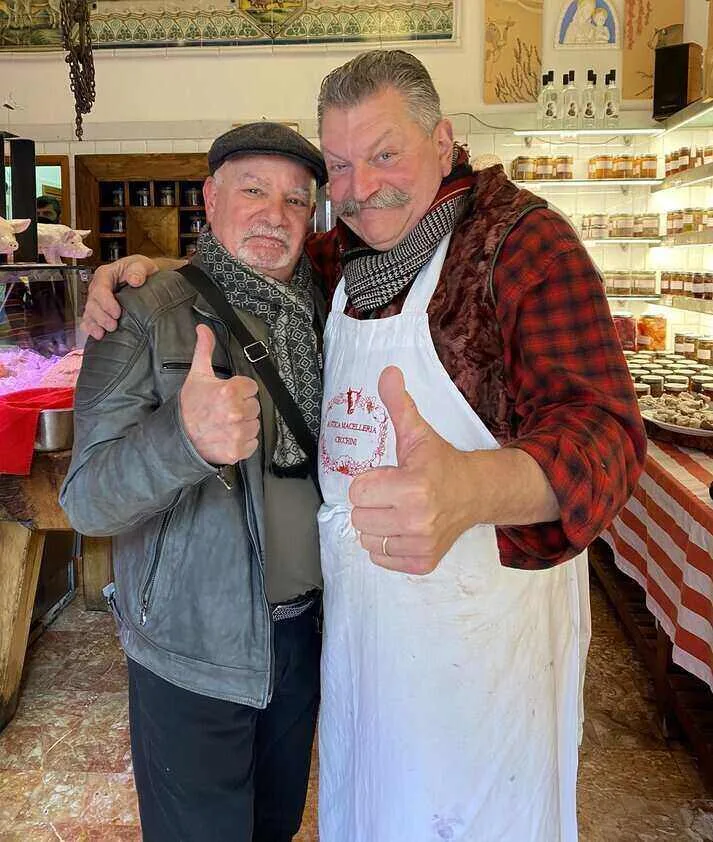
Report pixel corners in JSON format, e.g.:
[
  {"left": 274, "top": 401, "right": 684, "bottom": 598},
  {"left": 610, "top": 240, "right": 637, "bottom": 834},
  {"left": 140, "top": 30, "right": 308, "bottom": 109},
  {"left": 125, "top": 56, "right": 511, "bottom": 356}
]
[
  {"left": 514, "top": 178, "right": 663, "bottom": 189},
  {"left": 660, "top": 232, "right": 713, "bottom": 248},
  {"left": 659, "top": 295, "right": 713, "bottom": 315},
  {"left": 513, "top": 128, "right": 664, "bottom": 139},
  {"left": 584, "top": 238, "right": 662, "bottom": 245},
  {"left": 651, "top": 163, "right": 713, "bottom": 193},
  {"left": 606, "top": 295, "right": 661, "bottom": 302}
]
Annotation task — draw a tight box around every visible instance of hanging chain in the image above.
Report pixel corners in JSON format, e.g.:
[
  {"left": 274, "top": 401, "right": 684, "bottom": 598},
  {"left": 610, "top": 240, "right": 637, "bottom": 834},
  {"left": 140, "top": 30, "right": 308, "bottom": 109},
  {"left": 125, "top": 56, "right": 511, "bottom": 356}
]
[{"left": 60, "top": 0, "right": 96, "bottom": 141}]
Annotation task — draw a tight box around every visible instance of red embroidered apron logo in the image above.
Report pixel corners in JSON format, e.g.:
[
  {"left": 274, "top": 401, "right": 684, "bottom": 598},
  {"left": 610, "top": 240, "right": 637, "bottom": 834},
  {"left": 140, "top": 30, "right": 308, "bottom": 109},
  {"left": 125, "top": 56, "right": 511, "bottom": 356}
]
[{"left": 320, "top": 387, "right": 389, "bottom": 477}]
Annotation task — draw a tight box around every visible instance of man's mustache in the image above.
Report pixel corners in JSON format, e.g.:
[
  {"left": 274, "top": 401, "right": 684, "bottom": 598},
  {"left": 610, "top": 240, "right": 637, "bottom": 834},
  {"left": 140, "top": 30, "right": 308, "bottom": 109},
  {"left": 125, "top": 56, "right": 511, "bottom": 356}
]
[
  {"left": 243, "top": 224, "right": 290, "bottom": 246},
  {"left": 333, "top": 186, "right": 411, "bottom": 218}
]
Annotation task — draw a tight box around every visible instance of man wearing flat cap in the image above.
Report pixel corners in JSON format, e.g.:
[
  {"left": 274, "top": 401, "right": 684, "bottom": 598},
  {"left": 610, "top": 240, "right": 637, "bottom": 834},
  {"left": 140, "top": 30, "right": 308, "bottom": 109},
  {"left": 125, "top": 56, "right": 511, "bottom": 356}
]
[{"left": 60, "top": 123, "right": 328, "bottom": 842}]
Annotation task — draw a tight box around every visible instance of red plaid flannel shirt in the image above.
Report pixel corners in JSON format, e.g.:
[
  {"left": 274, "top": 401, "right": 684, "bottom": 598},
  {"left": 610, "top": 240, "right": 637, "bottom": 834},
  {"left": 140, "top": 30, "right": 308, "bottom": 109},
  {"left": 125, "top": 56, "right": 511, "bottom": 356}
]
[{"left": 305, "top": 206, "right": 646, "bottom": 570}]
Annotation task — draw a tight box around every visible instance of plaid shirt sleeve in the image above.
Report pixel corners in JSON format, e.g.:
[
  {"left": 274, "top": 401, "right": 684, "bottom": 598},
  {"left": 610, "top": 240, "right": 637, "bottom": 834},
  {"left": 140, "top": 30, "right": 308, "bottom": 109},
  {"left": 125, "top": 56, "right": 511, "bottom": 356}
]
[{"left": 494, "top": 208, "right": 647, "bottom": 568}]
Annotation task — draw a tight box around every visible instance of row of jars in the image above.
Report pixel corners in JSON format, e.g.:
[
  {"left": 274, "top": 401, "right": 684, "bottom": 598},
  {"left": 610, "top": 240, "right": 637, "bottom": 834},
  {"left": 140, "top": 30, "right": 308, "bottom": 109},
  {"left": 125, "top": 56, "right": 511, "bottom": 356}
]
[
  {"left": 509, "top": 156, "right": 574, "bottom": 181},
  {"left": 624, "top": 349, "right": 713, "bottom": 398},
  {"left": 614, "top": 313, "right": 668, "bottom": 352},
  {"left": 665, "top": 208, "right": 713, "bottom": 236},
  {"left": 604, "top": 271, "right": 657, "bottom": 297},
  {"left": 587, "top": 154, "right": 658, "bottom": 180},
  {"left": 664, "top": 146, "right": 713, "bottom": 178},
  {"left": 581, "top": 213, "right": 659, "bottom": 239},
  {"left": 109, "top": 185, "right": 203, "bottom": 208},
  {"left": 660, "top": 271, "right": 713, "bottom": 299}
]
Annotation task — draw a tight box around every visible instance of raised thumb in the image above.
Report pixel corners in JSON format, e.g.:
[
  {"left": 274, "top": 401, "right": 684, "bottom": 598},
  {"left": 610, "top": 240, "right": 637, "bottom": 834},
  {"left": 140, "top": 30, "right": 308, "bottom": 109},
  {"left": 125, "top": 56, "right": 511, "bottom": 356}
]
[
  {"left": 189, "top": 325, "right": 217, "bottom": 378},
  {"left": 378, "top": 366, "right": 427, "bottom": 461}
]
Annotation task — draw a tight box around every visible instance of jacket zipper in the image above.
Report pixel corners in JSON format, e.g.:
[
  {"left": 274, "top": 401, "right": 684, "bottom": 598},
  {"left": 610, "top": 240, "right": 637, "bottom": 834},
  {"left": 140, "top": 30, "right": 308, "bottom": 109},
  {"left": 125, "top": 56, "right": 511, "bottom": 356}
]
[
  {"left": 139, "top": 506, "right": 176, "bottom": 625},
  {"left": 162, "top": 360, "right": 233, "bottom": 378},
  {"left": 194, "top": 306, "right": 274, "bottom": 703}
]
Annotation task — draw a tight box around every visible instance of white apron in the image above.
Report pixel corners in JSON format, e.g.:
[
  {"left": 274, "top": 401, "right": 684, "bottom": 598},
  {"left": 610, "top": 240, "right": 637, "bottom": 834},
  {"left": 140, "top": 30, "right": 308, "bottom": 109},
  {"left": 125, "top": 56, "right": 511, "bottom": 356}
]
[{"left": 317, "top": 235, "right": 587, "bottom": 842}]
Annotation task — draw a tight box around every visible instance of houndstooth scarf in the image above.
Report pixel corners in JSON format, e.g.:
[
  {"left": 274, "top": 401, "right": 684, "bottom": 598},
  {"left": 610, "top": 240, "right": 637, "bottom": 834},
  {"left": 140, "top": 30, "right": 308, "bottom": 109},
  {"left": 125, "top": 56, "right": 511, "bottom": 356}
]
[
  {"left": 342, "top": 162, "right": 469, "bottom": 313},
  {"left": 196, "top": 229, "right": 321, "bottom": 477}
]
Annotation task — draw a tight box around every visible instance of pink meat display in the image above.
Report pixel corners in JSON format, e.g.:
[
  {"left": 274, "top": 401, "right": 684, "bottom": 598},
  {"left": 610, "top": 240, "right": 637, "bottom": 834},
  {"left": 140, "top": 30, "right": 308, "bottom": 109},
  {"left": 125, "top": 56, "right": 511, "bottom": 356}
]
[{"left": 0, "top": 348, "right": 83, "bottom": 396}]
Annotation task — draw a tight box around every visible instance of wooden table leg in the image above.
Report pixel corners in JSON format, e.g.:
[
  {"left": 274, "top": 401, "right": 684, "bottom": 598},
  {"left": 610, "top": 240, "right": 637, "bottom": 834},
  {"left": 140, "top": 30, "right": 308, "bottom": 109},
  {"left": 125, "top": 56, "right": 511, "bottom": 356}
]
[
  {"left": 81, "top": 535, "right": 112, "bottom": 612},
  {"left": 0, "top": 522, "right": 45, "bottom": 732}
]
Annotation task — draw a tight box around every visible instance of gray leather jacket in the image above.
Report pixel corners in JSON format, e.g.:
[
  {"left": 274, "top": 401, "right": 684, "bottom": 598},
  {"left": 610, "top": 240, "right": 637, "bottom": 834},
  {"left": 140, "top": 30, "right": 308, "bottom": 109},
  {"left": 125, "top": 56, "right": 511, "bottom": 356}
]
[{"left": 60, "top": 270, "right": 275, "bottom": 707}]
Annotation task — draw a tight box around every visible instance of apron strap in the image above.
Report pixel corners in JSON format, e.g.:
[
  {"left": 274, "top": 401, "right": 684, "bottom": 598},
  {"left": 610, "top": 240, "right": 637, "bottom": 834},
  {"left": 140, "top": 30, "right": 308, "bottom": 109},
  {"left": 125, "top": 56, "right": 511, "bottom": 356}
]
[{"left": 400, "top": 233, "right": 453, "bottom": 313}]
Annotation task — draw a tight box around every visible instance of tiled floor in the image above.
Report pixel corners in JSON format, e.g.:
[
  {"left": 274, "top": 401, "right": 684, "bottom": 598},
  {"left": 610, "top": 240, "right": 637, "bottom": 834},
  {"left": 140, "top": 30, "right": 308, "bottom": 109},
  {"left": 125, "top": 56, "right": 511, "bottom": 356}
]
[{"left": 1, "top": 575, "right": 713, "bottom": 841}]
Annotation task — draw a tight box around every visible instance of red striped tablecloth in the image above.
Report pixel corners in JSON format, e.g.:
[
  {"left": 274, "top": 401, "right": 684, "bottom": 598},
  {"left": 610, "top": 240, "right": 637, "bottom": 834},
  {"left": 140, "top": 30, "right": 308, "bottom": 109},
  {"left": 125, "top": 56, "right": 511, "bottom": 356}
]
[{"left": 601, "top": 440, "right": 713, "bottom": 690}]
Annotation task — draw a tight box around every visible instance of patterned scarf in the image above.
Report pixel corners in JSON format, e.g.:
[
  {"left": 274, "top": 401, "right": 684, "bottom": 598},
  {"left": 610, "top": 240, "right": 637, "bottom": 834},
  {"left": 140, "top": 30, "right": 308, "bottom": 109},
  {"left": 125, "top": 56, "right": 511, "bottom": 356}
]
[
  {"left": 342, "top": 145, "right": 473, "bottom": 313},
  {"left": 196, "top": 229, "right": 321, "bottom": 477}
]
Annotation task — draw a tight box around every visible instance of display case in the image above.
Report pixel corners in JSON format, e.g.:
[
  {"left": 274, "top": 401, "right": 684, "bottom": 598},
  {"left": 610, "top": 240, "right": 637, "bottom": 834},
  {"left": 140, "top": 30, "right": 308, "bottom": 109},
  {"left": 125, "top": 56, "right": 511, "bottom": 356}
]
[
  {"left": 75, "top": 153, "right": 210, "bottom": 263},
  {"left": 0, "top": 263, "right": 89, "bottom": 400}
]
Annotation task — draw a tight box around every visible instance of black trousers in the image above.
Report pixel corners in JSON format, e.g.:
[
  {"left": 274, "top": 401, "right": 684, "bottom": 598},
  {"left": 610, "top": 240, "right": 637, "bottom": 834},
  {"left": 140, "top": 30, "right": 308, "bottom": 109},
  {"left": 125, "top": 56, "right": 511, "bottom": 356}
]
[{"left": 127, "top": 604, "right": 321, "bottom": 842}]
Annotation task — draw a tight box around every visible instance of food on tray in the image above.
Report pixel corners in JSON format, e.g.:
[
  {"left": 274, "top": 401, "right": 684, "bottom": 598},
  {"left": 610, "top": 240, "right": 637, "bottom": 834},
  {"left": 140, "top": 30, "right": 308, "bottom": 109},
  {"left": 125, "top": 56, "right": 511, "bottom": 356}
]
[{"left": 638, "top": 391, "right": 713, "bottom": 432}]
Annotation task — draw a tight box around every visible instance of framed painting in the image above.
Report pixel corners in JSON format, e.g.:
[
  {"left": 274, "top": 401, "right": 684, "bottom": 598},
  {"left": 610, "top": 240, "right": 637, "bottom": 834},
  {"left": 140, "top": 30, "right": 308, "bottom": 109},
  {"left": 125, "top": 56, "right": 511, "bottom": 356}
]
[
  {"left": 484, "top": 0, "right": 543, "bottom": 104},
  {"left": 555, "top": 0, "right": 618, "bottom": 50}
]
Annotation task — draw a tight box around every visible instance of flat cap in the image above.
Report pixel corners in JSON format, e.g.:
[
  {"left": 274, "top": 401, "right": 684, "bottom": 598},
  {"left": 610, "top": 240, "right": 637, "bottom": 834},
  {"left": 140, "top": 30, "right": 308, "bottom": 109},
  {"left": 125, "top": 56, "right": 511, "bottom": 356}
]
[{"left": 208, "top": 122, "right": 327, "bottom": 187}]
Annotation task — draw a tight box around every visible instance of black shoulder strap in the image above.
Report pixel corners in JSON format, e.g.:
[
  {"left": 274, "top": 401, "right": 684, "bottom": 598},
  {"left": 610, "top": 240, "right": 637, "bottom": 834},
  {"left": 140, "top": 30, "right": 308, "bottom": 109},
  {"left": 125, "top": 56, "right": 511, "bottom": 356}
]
[{"left": 178, "top": 263, "right": 321, "bottom": 496}]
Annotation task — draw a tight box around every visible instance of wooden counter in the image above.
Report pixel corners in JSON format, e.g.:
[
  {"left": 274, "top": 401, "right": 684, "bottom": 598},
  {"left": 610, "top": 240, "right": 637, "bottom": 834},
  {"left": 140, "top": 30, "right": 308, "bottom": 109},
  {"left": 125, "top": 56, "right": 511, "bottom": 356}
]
[{"left": 0, "top": 451, "right": 112, "bottom": 731}]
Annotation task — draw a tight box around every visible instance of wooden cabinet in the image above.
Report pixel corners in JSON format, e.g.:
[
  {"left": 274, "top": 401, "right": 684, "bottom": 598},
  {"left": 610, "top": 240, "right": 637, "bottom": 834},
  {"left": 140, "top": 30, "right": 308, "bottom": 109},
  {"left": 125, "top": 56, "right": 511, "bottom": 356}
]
[{"left": 75, "top": 154, "right": 209, "bottom": 264}]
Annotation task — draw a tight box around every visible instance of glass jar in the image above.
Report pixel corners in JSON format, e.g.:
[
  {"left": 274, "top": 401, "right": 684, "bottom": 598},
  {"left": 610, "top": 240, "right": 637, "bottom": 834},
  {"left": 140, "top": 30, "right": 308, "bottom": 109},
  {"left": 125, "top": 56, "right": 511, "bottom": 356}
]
[
  {"left": 107, "top": 240, "right": 121, "bottom": 262},
  {"left": 595, "top": 155, "right": 613, "bottom": 179},
  {"left": 682, "top": 208, "right": 696, "bottom": 232},
  {"left": 705, "top": 146, "right": 713, "bottom": 167},
  {"left": 672, "top": 210, "right": 684, "bottom": 235},
  {"left": 678, "top": 146, "right": 691, "bottom": 171},
  {"left": 634, "top": 382, "right": 651, "bottom": 397},
  {"left": 612, "top": 312, "right": 637, "bottom": 350},
  {"left": 185, "top": 186, "right": 201, "bottom": 207},
  {"left": 693, "top": 207, "right": 705, "bottom": 232},
  {"left": 640, "top": 154, "right": 657, "bottom": 178},
  {"left": 704, "top": 208, "right": 713, "bottom": 230},
  {"left": 555, "top": 155, "right": 573, "bottom": 180},
  {"left": 135, "top": 186, "right": 150, "bottom": 207},
  {"left": 637, "top": 314, "right": 667, "bottom": 351},
  {"left": 670, "top": 272, "right": 684, "bottom": 295},
  {"left": 665, "top": 153, "right": 673, "bottom": 178},
  {"left": 664, "top": 380, "right": 689, "bottom": 396},
  {"left": 111, "top": 186, "right": 124, "bottom": 207},
  {"left": 702, "top": 382, "right": 713, "bottom": 400},
  {"left": 159, "top": 186, "right": 175, "bottom": 207},
  {"left": 695, "top": 146, "right": 705, "bottom": 169},
  {"left": 697, "top": 336, "right": 713, "bottom": 364},
  {"left": 694, "top": 273, "right": 706, "bottom": 299},
  {"left": 660, "top": 271, "right": 671, "bottom": 295},
  {"left": 640, "top": 214, "right": 659, "bottom": 237},
  {"left": 189, "top": 213, "right": 204, "bottom": 233},
  {"left": 613, "top": 154, "right": 633, "bottom": 179},
  {"left": 634, "top": 272, "right": 656, "bottom": 296},
  {"left": 110, "top": 214, "right": 125, "bottom": 233},
  {"left": 641, "top": 374, "right": 664, "bottom": 397},
  {"left": 535, "top": 157, "right": 553, "bottom": 179},
  {"left": 684, "top": 273, "right": 694, "bottom": 297},
  {"left": 706, "top": 275, "right": 713, "bottom": 301},
  {"left": 590, "top": 214, "right": 608, "bottom": 238}
]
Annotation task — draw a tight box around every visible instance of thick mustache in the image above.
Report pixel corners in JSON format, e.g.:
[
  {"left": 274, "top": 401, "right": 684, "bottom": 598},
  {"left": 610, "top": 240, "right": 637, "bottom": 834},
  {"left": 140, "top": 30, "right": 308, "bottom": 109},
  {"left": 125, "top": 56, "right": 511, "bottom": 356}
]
[
  {"left": 333, "top": 187, "right": 411, "bottom": 218},
  {"left": 244, "top": 225, "right": 290, "bottom": 246}
]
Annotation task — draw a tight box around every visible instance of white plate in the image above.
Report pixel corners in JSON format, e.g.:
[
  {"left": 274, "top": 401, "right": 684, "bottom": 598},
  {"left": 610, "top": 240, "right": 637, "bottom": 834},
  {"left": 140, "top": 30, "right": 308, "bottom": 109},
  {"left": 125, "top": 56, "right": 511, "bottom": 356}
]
[{"left": 641, "top": 410, "right": 713, "bottom": 438}]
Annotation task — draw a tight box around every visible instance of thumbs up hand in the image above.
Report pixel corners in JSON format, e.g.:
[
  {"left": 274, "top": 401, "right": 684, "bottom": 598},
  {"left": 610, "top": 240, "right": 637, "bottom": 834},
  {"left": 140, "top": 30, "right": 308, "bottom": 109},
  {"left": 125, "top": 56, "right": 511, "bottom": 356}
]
[
  {"left": 179, "top": 325, "right": 261, "bottom": 465},
  {"left": 349, "top": 366, "right": 473, "bottom": 575}
]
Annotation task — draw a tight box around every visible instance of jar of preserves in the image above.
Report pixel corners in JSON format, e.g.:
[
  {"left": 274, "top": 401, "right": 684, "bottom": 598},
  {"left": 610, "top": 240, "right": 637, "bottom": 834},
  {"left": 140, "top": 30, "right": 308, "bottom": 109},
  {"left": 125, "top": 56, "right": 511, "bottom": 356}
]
[
  {"left": 691, "top": 375, "right": 710, "bottom": 393},
  {"left": 640, "top": 154, "right": 658, "bottom": 178},
  {"left": 634, "top": 272, "right": 656, "bottom": 296},
  {"left": 159, "top": 186, "right": 175, "bottom": 207},
  {"left": 682, "top": 208, "right": 696, "bottom": 232},
  {"left": 634, "top": 382, "right": 651, "bottom": 397},
  {"left": 516, "top": 157, "right": 536, "bottom": 180},
  {"left": 111, "top": 186, "right": 124, "bottom": 207},
  {"left": 594, "top": 155, "right": 613, "bottom": 179},
  {"left": 660, "top": 272, "right": 671, "bottom": 295},
  {"left": 618, "top": 213, "right": 634, "bottom": 238},
  {"left": 135, "top": 186, "right": 150, "bottom": 207},
  {"left": 669, "top": 272, "right": 684, "bottom": 295},
  {"left": 555, "top": 155, "right": 573, "bottom": 179},
  {"left": 678, "top": 146, "right": 691, "bottom": 171},
  {"left": 672, "top": 210, "right": 684, "bottom": 235},
  {"left": 535, "top": 156, "right": 552, "bottom": 179},
  {"left": 628, "top": 367, "right": 648, "bottom": 381},
  {"left": 641, "top": 374, "right": 664, "bottom": 397},
  {"left": 705, "top": 146, "right": 713, "bottom": 167},
  {"left": 706, "top": 274, "right": 713, "bottom": 301},
  {"left": 613, "top": 154, "right": 633, "bottom": 179},
  {"left": 704, "top": 208, "right": 713, "bottom": 230},
  {"left": 189, "top": 213, "right": 205, "bottom": 233},
  {"left": 702, "top": 382, "right": 713, "bottom": 400},
  {"left": 664, "top": 380, "right": 689, "bottom": 396},
  {"left": 693, "top": 207, "right": 705, "bottom": 231},
  {"left": 675, "top": 332, "right": 692, "bottom": 356},
  {"left": 110, "top": 214, "right": 125, "bottom": 233},
  {"left": 697, "top": 336, "right": 713, "bottom": 363},
  {"left": 695, "top": 146, "right": 705, "bottom": 169},
  {"left": 694, "top": 273, "right": 706, "bottom": 299},
  {"left": 184, "top": 186, "right": 201, "bottom": 207},
  {"left": 641, "top": 214, "right": 659, "bottom": 237},
  {"left": 684, "top": 273, "right": 695, "bottom": 297},
  {"left": 590, "top": 214, "right": 608, "bottom": 238},
  {"left": 587, "top": 158, "right": 598, "bottom": 179},
  {"left": 637, "top": 314, "right": 667, "bottom": 351},
  {"left": 612, "top": 312, "right": 637, "bottom": 350}
]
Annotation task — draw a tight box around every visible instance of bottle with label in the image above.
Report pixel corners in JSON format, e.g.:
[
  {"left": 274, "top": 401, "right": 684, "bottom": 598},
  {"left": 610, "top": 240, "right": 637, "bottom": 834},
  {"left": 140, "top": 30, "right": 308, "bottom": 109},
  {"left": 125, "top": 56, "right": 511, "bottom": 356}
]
[
  {"left": 563, "top": 69, "right": 580, "bottom": 131},
  {"left": 581, "top": 70, "right": 598, "bottom": 129},
  {"left": 537, "top": 73, "right": 548, "bottom": 129},
  {"left": 603, "top": 69, "right": 620, "bottom": 128},
  {"left": 542, "top": 70, "right": 559, "bottom": 129}
]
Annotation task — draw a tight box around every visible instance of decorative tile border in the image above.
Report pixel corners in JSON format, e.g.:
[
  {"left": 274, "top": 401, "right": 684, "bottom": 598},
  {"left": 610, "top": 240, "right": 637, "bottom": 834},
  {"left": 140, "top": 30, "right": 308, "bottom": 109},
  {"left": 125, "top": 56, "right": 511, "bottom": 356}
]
[{"left": 0, "top": 1, "right": 454, "bottom": 51}]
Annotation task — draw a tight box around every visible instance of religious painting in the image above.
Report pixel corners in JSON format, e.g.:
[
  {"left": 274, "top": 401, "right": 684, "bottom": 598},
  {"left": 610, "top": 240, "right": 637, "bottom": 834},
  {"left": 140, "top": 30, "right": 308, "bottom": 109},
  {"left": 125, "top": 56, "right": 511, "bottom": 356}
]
[
  {"left": 0, "top": 0, "right": 456, "bottom": 50},
  {"left": 622, "top": 0, "right": 684, "bottom": 99},
  {"left": 484, "top": 0, "right": 543, "bottom": 104},
  {"left": 555, "top": 0, "right": 617, "bottom": 49}
]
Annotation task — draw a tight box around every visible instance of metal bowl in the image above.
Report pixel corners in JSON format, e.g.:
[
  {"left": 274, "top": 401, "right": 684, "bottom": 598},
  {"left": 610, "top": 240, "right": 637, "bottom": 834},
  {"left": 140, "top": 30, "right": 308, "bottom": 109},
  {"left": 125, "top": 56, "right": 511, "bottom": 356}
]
[{"left": 34, "top": 408, "right": 74, "bottom": 452}]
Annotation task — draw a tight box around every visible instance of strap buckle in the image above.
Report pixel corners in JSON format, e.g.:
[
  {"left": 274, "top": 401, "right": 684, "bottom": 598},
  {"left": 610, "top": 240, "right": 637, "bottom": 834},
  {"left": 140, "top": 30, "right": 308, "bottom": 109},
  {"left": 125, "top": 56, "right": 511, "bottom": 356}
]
[{"left": 243, "top": 341, "right": 269, "bottom": 363}]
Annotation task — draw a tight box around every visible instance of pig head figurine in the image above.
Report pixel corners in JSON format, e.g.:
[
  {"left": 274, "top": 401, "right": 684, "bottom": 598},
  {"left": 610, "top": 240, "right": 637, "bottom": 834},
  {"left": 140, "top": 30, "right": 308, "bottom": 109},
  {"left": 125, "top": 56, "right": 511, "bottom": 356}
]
[
  {"left": 38, "top": 223, "right": 93, "bottom": 264},
  {"left": 0, "top": 217, "right": 31, "bottom": 255}
]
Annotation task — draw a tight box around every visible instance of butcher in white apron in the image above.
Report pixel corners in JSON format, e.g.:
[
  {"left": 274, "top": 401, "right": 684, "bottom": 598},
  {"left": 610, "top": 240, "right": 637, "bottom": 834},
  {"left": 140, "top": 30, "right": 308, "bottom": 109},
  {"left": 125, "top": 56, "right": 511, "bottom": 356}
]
[{"left": 317, "top": 234, "right": 587, "bottom": 842}]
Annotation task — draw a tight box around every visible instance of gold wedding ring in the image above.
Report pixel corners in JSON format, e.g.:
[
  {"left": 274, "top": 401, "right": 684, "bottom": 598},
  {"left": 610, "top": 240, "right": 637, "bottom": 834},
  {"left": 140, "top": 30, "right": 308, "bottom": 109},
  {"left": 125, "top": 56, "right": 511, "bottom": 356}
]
[{"left": 381, "top": 535, "right": 390, "bottom": 557}]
